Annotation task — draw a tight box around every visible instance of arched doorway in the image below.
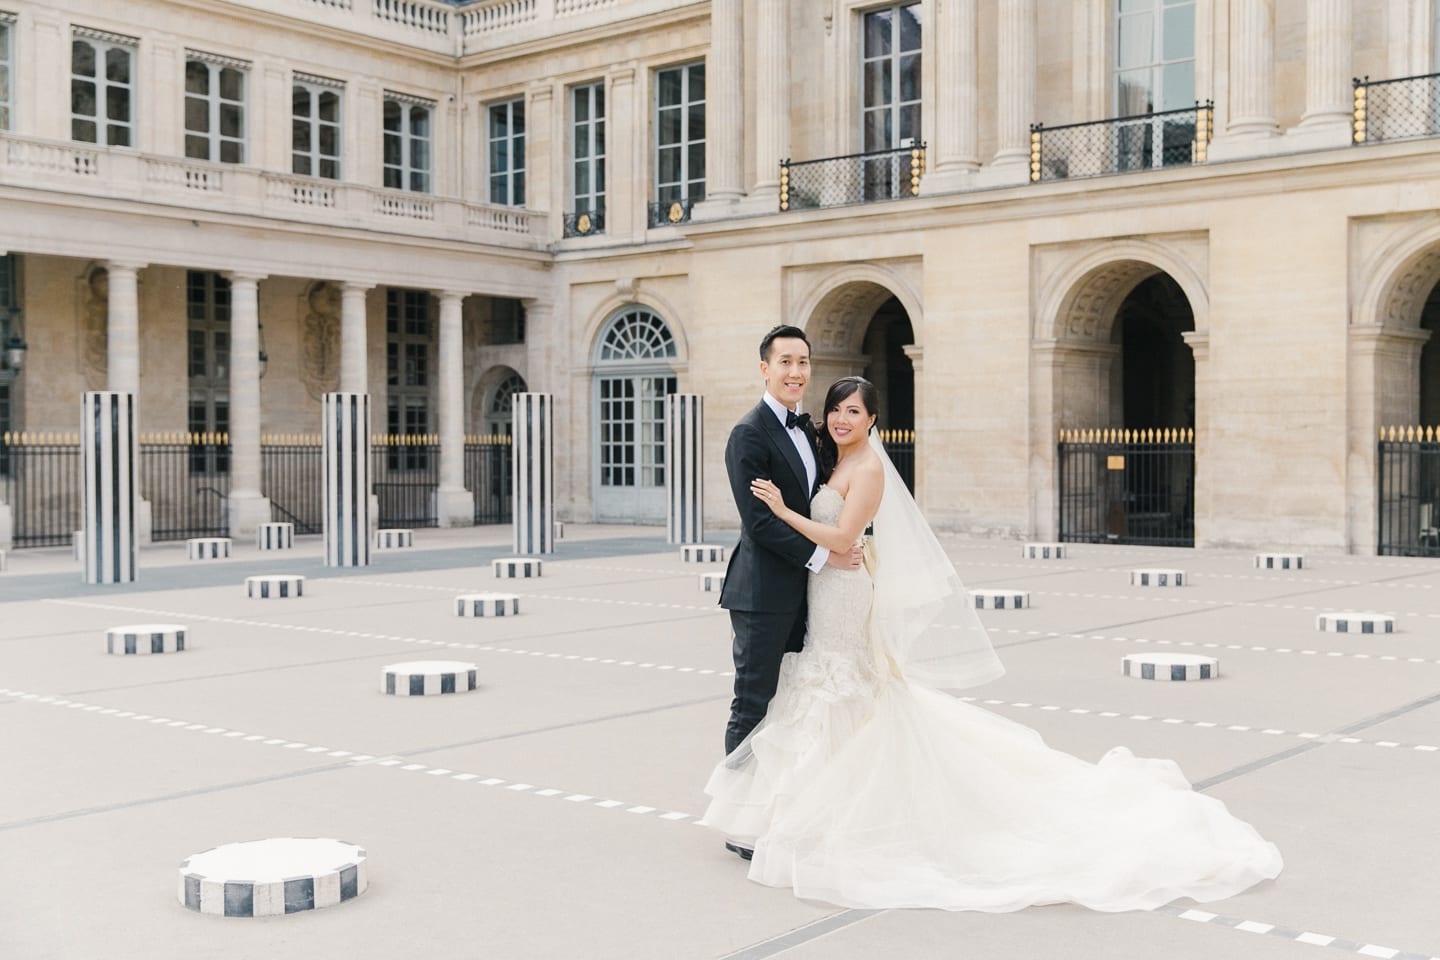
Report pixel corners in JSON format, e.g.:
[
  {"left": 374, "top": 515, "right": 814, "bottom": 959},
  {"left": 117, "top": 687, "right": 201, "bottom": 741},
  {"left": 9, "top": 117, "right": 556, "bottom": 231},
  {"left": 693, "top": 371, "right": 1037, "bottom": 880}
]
[
  {"left": 485, "top": 370, "right": 527, "bottom": 437},
  {"left": 592, "top": 306, "right": 678, "bottom": 523}
]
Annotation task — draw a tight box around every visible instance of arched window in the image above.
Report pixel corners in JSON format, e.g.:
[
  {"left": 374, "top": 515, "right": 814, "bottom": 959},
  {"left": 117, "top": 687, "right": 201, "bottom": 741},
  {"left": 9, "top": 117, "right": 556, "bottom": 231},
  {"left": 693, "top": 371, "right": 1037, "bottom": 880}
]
[
  {"left": 598, "top": 308, "right": 676, "bottom": 361},
  {"left": 487, "top": 372, "right": 526, "bottom": 436},
  {"left": 593, "top": 308, "right": 678, "bottom": 518}
]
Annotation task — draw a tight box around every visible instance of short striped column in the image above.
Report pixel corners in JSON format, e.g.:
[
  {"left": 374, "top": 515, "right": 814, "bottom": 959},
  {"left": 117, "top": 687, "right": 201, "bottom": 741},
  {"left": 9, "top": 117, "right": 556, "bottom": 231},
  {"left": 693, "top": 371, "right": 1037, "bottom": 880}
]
[
  {"left": 969, "top": 589, "right": 1029, "bottom": 609},
  {"left": 72, "top": 531, "right": 83, "bottom": 562},
  {"left": 374, "top": 529, "right": 413, "bottom": 549},
  {"left": 0, "top": 549, "right": 6, "bottom": 572},
  {"left": 553, "top": 521, "right": 565, "bottom": 540},
  {"left": 666, "top": 393, "right": 704, "bottom": 545},
  {"left": 82, "top": 391, "right": 137, "bottom": 584},
  {"left": 493, "top": 557, "right": 542, "bottom": 578},
  {"left": 1023, "top": 543, "right": 1066, "bottom": 559},
  {"left": 512, "top": 392, "right": 554, "bottom": 556},
  {"left": 178, "top": 838, "right": 367, "bottom": 917},
  {"left": 700, "top": 572, "right": 725, "bottom": 592},
  {"left": 1254, "top": 552, "right": 1304, "bottom": 570},
  {"left": 382, "top": 660, "right": 478, "bottom": 696},
  {"left": 323, "top": 393, "right": 371, "bottom": 568},
  {"left": 455, "top": 593, "right": 519, "bottom": 617},
  {"left": 1130, "top": 568, "right": 1186, "bottom": 587},
  {"left": 246, "top": 575, "right": 304, "bottom": 599},
  {"left": 256, "top": 522, "right": 293, "bottom": 550},
  {"left": 1317, "top": 612, "right": 1395, "bottom": 634},
  {"left": 106, "top": 624, "right": 186, "bottom": 655},
  {"left": 186, "top": 537, "right": 232, "bottom": 560},
  {"left": 1122, "top": 653, "right": 1218, "bottom": 681},
  {"left": 681, "top": 544, "right": 726, "bottom": 563}
]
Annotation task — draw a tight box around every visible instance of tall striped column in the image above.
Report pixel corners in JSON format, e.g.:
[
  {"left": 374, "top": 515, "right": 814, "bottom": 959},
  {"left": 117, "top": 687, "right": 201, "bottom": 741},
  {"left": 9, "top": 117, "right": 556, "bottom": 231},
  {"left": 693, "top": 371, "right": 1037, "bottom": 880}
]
[
  {"left": 512, "top": 392, "right": 553, "bottom": 555},
  {"left": 82, "top": 391, "right": 136, "bottom": 584},
  {"left": 323, "top": 393, "right": 371, "bottom": 568},
  {"left": 666, "top": 394, "right": 704, "bottom": 544}
]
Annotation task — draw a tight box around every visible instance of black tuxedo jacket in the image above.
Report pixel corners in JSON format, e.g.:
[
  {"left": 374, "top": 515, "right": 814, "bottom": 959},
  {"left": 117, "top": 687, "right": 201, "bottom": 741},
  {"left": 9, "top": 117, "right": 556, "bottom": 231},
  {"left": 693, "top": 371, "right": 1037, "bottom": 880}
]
[{"left": 719, "top": 401, "right": 821, "bottom": 613}]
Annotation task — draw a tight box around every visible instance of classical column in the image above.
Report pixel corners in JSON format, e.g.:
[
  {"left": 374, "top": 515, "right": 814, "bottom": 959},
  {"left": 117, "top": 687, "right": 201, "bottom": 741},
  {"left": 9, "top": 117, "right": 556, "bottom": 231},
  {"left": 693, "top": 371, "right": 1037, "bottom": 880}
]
[
  {"left": 606, "top": 66, "right": 638, "bottom": 239},
  {"left": 512, "top": 392, "right": 554, "bottom": 556},
  {"left": 339, "top": 282, "right": 370, "bottom": 394},
  {"left": 1291, "top": 0, "right": 1353, "bottom": 145},
  {"left": 106, "top": 260, "right": 151, "bottom": 543},
  {"left": 436, "top": 291, "right": 471, "bottom": 527},
  {"left": 751, "top": 0, "right": 790, "bottom": 202},
  {"left": 1227, "top": 0, "right": 1279, "bottom": 138},
  {"left": 665, "top": 394, "right": 704, "bottom": 545},
  {"left": 980, "top": 0, "right": 1035, "bottom": 185},
  {"left": 225, "top": 272, "right": 271, "bottom": 535},
  {"left": 323, "top": 392, "right": 371, "bottom": 567},
  {"left": 923, "top": 0, "right": 980, "bottom": 194},
  {"left": 82, "top": 391, "right": 136, "bottom": 584},
  {"left": 693, "top": 0, "right": 744, "bottom": 217}
]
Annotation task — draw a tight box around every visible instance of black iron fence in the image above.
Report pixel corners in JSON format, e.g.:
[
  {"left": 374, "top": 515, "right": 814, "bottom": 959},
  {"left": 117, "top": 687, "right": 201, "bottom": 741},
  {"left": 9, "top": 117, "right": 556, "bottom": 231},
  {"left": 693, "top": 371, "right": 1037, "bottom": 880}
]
[
  {"left": 878, "top": 428, "right": 914, "bottom": 494},
  {"left": 1058, "top": 428, "right": 1195, "bottom": 547},
  {"left": 648, "top": 198, "right": 695, "bottom": 227},
  {"left": 262, "top": 435, "right": 324, "bottom": 533},
  {"left": 466, "top": 435, "right": 513, "bottom": 525},
  {"left": 1353, "top": 73, "right": 1440, "bottom": 145},
  {"left": 0, "top": 432, "right": 82, "bottom": 547},
  {"left": 372, "top": 434, "right": 439, "bottom": 528},
  {"left": 563, "top": 208, "right": 605, "bottom": 238},
  {"left": 141, "top": 433, "right": 230, "bottom": 540},
  {"left": 1030, "top": 102, "right": 1213, "bottom": 183},
  {"left": 1377, "top": 426, "right": 1440, "bottom": 556},
  {"left": 780, "top": 143, "right": 926, "bottom": 211}
]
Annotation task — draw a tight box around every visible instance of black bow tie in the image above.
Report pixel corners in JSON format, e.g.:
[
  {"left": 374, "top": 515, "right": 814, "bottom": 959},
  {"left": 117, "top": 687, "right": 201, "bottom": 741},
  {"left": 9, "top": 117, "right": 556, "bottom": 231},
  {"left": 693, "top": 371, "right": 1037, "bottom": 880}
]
[{"left": 786, "top": 410, "right": 812, "bottom": 432}]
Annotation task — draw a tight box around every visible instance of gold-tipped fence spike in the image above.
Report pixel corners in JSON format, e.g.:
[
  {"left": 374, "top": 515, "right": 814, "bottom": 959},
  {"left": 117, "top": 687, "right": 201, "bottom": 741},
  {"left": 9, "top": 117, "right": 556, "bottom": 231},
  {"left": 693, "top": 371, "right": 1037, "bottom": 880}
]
[{"left": 1407, "top": 425, "right": 1417, "bottom": 442}]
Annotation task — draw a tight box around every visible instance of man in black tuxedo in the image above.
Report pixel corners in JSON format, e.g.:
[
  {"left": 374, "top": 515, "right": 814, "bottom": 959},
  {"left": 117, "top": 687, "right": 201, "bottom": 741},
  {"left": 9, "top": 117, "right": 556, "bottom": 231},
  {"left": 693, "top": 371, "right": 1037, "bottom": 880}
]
[{"left": 718, "top": 326, "right": 862, "bottom": 858}]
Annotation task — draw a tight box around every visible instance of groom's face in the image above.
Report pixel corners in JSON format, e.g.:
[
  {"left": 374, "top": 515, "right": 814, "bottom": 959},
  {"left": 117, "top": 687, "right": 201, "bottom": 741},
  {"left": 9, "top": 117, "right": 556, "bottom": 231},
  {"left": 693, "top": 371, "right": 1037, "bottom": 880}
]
[{"left": 761, "top": 337, "right": 810, "bottom": 409}]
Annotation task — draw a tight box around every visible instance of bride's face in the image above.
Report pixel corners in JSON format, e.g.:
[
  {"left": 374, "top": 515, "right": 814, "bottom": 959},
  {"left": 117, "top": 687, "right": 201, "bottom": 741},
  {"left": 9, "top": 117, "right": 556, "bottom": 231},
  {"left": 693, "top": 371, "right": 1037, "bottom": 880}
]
[{"left": 826, "top": 391, "right": 876, "bottom": 449}]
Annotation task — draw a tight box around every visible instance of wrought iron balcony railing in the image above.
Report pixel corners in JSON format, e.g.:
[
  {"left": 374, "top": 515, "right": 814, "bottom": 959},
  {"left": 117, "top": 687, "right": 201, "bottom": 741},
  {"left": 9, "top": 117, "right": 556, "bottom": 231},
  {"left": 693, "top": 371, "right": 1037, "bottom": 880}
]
[
  {"left": 779, "top": 143, "right": 926, "bottom": 212},
  {"left": 562, "top": 208, "right": 605, "bottom": 238},
  {"left": 647, "top": 198, "right": 695, "bottom": 227},
  {"left": 1029, "top": 102, "right": 1213, "bottom": 183},
  {"left": 1353, "top": 73, "right": 1440, "bottom": 145}
]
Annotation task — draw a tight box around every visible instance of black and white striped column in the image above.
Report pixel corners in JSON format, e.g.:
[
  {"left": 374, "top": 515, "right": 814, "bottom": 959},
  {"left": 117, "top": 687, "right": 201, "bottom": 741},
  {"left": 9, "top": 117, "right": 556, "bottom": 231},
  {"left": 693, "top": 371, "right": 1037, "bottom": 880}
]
[
  {"left": 323, "top": 393, "right": 371, "bottom": 568},
  {"left": 666, "top": 394, "right": 704, "bottom": 545},
  {"left": 82, "top": 391, "right": 137, "bottom": 584},
  {"left": 512, "top": 392, "right": 554, "bottom": 555}
]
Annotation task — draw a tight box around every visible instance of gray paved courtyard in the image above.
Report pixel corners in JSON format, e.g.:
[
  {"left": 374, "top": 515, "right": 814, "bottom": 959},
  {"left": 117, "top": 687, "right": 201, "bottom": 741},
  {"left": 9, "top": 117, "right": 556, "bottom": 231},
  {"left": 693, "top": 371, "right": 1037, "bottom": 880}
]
[{"left": 1, "top": 527, "right": 1437, "bottom": 959}]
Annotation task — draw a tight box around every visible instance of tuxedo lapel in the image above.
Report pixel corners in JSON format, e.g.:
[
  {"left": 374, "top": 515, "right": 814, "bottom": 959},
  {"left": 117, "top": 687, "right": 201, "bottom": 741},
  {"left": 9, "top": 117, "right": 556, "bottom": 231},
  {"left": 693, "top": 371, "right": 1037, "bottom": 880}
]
[{"left": 756, "top": 403, "right": 810, "bottom": 498}]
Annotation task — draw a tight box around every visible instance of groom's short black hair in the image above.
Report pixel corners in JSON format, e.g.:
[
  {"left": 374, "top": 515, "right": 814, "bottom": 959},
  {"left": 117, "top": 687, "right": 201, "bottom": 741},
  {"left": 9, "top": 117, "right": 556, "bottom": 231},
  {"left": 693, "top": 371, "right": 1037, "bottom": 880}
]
[{"left": 760, "top": 324, "right": 810, "bottom": 361}]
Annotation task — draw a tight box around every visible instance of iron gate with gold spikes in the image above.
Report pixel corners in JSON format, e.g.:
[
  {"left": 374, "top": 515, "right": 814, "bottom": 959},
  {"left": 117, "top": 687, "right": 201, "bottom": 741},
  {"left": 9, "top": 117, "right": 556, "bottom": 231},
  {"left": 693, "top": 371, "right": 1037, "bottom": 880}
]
[{"left": 1057, "top": 428, "right": 1195, "bottom": 547}]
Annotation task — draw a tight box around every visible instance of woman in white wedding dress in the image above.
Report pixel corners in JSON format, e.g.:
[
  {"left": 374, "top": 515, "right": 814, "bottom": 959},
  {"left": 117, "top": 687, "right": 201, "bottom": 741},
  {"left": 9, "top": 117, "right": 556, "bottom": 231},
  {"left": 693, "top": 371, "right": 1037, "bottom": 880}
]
[{"left": 700, "top": 376, "right": 1282, "bottom": 912}]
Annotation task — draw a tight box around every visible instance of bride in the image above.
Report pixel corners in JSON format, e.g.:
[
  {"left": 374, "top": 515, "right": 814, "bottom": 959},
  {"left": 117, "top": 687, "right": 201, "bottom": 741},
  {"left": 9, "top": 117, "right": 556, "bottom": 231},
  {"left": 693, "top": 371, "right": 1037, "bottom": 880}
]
[{"left": 700, "top": 376, "right": 1282, "bottom": 912}]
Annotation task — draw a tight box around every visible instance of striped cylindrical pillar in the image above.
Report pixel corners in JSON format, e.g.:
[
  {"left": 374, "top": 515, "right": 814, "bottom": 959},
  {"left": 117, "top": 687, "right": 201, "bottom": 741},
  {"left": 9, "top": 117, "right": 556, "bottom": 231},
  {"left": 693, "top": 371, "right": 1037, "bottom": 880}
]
[
  {"left": 323, "top": 393, "right": 371, "bottom": 568},
  {"left": 82, "top": 391, "right": 137, "bottom": 584},
  {"left": 512, "top": 392, "right": 554, "bottom": 555},
  {"left": 666, "top": 394, "right": 704, "bottom": 545}
]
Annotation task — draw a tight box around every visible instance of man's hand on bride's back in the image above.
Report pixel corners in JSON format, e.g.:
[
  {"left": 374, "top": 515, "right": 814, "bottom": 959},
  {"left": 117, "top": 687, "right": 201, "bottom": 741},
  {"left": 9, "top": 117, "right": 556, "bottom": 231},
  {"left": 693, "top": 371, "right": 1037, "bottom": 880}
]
[{"left": 825, "top": 544, "right": 864, "bottom": 571}]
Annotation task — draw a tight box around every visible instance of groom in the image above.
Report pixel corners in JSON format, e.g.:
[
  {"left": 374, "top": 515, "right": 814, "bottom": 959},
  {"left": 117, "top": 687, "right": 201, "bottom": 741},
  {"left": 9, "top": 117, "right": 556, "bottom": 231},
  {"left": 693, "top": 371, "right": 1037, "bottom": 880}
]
[{"left": 719, "top": 325, "right": 862, "bottom": 856}]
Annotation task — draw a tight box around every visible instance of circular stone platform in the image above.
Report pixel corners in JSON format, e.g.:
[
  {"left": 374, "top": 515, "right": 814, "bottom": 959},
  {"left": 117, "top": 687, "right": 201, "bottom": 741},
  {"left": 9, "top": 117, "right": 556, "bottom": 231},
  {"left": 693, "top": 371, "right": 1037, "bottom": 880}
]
[
  {"left": 374, "top": 529, "right": 413, "bottom": 549},
  {"left": 178, "top": 837, "right": 367, "bottom": 917},
  {"left": 494, "top": 557, "right": 542, "bottom": 578},
  {"left": 681, "top": 544, "right": 726, "bottom": 563},
  {"left": 1316, "top": 612, "right": 1395, "bottom": 634},
  {"left": 1255, "top": 552, "right": 1304, "bottom": 570},
  {"left": 968, "top": 589, "right": 1029, "bottom": 610},
  {"left": 455, "top": 593, "right": 519, "bottom": 617},
  {"left": 187, "top": 537, "right": 232, "bottom": 560},
  {"left": 1130, "top": 568, "right": 1186, "bottom": 587},
  {"left": 700, "top": 572, "right": 725, "bottom": 592},
  {"left": 245, "top": 575, "right": 304, "bottom": 599},
  {"left": 1023, "top": 543, "right": 1065, "bottom": 560},
  {"left": 1122, "top": 652, "right": 1219, "bottom": 681},
  {"left": 106, "top": 623, "right": 186, "bottom": 655},
  {"left": 382, "top": 660, "right": 478, "bottom": 696},
  {"left": 256, "top": 522, "right": 294, "bottom": 551}
]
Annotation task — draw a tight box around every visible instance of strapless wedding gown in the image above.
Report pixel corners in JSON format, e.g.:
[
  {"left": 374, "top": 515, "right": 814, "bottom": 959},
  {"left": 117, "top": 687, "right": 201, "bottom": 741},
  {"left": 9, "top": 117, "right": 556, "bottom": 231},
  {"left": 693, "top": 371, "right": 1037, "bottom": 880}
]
[{"left": 701, "top": 486, "right": 1282, "bottom": 912}]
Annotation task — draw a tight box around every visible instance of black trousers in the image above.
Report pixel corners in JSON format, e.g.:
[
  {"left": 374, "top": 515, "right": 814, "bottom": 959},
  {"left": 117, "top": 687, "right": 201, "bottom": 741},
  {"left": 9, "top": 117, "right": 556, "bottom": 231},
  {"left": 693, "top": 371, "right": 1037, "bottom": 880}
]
[{"left": 726, "top": 607, "right": 807, "bottom": 755}]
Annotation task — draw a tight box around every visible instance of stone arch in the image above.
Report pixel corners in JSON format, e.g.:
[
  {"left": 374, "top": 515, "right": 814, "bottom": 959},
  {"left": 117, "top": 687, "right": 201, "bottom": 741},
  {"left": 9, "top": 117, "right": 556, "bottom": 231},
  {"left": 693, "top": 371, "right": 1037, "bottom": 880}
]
[
  {"left": 1356, "top": 221, "right": 1440, "bottom": 330},
  {"left": 580, "top": 287, "right": 689, "bottom": 371},
  {"left": 469, "top": 364, "right": 526, "bottom": 436},
  {"left": 1035, "top": 239, "right": 1209, "bottom": 344},
  {"left": 793, "top": 262, "right": 924, "bottom": 355}
]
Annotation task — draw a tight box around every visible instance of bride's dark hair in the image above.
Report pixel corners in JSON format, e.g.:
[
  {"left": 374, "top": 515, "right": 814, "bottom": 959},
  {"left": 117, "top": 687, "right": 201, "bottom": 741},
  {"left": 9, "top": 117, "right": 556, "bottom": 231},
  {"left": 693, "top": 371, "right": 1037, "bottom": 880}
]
[{"left": 817, "top": 376, "right": 880, "bottom": 481}]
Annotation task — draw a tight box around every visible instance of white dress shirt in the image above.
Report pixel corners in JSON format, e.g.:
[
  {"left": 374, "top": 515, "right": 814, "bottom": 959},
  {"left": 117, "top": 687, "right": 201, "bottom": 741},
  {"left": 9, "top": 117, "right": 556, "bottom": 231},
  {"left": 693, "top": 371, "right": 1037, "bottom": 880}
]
[{"left": 762, "top": 392, "right": 829, "bottom": 573}]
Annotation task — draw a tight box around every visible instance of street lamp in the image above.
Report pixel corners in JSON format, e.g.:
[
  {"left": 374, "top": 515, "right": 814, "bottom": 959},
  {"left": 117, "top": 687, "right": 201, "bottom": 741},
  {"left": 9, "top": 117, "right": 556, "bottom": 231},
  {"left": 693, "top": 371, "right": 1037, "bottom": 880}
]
[
  {"left": 2, "top": 331, "right": 25, "bottom": 372},
  {"left": 257, "top": 321, "right": 268, "bottom": 379}
]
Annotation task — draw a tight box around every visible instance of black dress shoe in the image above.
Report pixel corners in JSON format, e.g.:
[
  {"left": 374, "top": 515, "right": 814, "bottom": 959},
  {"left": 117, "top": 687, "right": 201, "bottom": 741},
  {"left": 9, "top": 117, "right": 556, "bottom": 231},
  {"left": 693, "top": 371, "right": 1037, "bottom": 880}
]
[{"left": 725, "top": 841, "right": 753, "bottom": 861}]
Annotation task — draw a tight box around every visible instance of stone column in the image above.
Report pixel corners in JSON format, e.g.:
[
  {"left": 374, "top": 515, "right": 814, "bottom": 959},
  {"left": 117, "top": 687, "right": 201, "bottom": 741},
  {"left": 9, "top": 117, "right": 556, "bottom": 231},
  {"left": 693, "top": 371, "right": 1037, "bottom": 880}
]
[
  {"left": 339, "top": 282, "right": 370, "bottom": 394},
  {"left": 692, "top": 0, "right": 744, "bottom": 219},
  {"left": 923, "top": 0, "right": 980, "bottom": 194},
  {"left": 1226, "top": 0, "right": 1279, "bottom": 138},
  {"left": 902, "top": 344, "right": 925, "bottom": 505},
  {"left": 106, "top": 260, "right": 152, "bottom": 543},
  {"left": 525, "top": 82, "right": 556, "bottom": 240},
  {"left": 750, "top": 0, "right": 790, "bottom": 204},
  {"left": 605, "top": 66, "right": 638, "bottom": 239},
  {"left": 436, "top": 290, "right": 471, "bottom": 527},
  {"left": 225, "top": 273, "right": 271, "bottom": 535},
  {"left": 979, "top": 0, "right": 1035, "bottom": 185},
  {"left": 513, "top": 392, "right": 554, "bottom": 555},
  {"left": 81, "top": 391, "right": 137, "bottom": 584},
  {"left": 666, "top": 394, "right": 704, "bottom": 544},
  {"left": 1289, "top": 0, "right": 1353, "bottom": 147},
  {"left": 1181, "top": 331, "right": 1210, "bottom": 546},
  {"left": 323, "top": 392, "right": 371, "bottom": 567}
]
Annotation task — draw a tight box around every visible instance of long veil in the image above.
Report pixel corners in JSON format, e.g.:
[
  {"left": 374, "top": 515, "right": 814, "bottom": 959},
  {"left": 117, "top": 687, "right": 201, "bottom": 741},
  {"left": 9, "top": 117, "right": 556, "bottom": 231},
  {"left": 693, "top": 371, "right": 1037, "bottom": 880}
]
[{"left": 866, "top": 430, "right": 1005, "bottom": 691}]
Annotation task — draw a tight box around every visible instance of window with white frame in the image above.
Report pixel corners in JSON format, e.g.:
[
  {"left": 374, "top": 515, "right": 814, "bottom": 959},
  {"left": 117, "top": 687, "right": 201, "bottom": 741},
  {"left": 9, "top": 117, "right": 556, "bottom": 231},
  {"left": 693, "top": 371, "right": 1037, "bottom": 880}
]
[
  {"left": 654, "top": 62, "right": 705, "bottom": 211},
  {"left": 0, "top": 13, "right": 14, "bottom": 131},
  {"left": 595, "top": 308, "right": 677, "bottom": 489},
  {"left": 1114, "top": 0, "right": 1195, "bottom": 115},
  {"left": 293, "top": 75, "right": 342, "bottom": 180},
  {"left": 185, "top": 53, "right": 247, "bottom": 163},
  {"left": 386, "top": 288, "right": 432, "bottom": 471},
  {"left": 384, "top": 93, "right": 432, "bottom": 193},
  {"left": 72, "top": 29, "right": 137, "bottom": 146},
  {"left": 488, "top": 97, "right": 526, "bottom": 206},
  {"left": 861, "top": 3, "right": 922, "bottom": 153},
  {"left": 187, "top": 270, "right": 231, "bottom": 475},
  {"left": 572, "top": 81, "right": 606, "bottom": 217}
]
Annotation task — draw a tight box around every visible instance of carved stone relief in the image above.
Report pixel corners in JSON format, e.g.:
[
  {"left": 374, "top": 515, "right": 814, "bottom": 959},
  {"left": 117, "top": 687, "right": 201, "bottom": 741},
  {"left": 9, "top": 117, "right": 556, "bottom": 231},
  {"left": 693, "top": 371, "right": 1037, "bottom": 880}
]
[
  {"left": 78, "top": 264, "right": 108, "bottom": 389},
  {"left": 301, "top": 281, "right": 341, "bottom": 401}
]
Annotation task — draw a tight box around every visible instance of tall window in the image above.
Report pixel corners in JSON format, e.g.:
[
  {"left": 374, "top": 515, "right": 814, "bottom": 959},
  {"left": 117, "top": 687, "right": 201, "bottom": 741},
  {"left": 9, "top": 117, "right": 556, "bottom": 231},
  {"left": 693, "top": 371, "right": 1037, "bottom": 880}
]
[
  {"left": 595, "top": 308, "right": 677, "bottom": 489},
  {"left": 72, "top": 30, "right": 136, "bottom": 146},
  {"left": 293, "top": 76, "right": 342, "bottom": 180},
  {"left": 383, "top": 94, "right": 432, "bottom": 193},
  {"left": 187, "top": 271, "right": 230, "bottom": 475},
  {"left": 861, "top": 3, "right": 921, "bottom": 153},
  {"left": 488, "top": 297, "right": 526, "bottom": 345},
  {"left": 572, "top": 81, "right": 606, "bottom": 218},
  {"left": 0, "top": 255, "right": 18, "bottom": 461},
  {"left": 386, "top": 289, "right": 431, "bottom": 470},
  {"left": 185, "top": 54, "right": 247, "bottom": 163},
  {"left": 1115, "top": 0, "right": 1195, "bottom": 115},
  {"left": 0, "top": 13, "right": 13, "bottom": 131},
  {"left": 488, "top": 98, "right": 526, "bottom": 206},
  {"left": 654, "top": 62, "right": 705, "bottom": 216}
]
